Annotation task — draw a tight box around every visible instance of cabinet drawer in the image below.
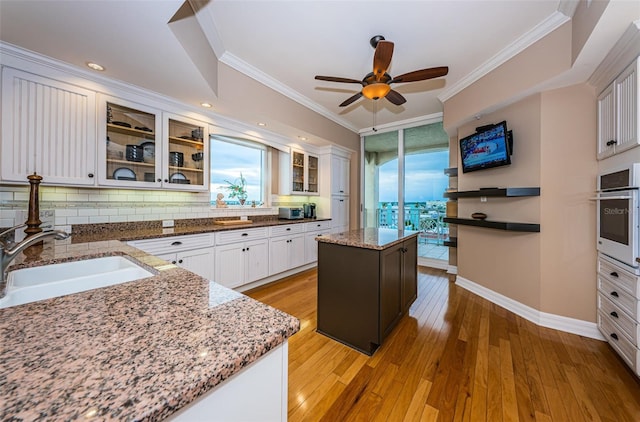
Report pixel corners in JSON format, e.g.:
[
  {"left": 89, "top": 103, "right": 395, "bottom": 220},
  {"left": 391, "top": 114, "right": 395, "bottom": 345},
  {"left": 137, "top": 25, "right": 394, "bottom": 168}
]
[
  {"left": 270, "top": 224, "right": 304, "bottom": 237},
  {"left": 598, "top": 277, "right": 640, "bottom": 320},
  {"left": 215, "top": 227, "right": 268, "bottom": 245},
  {"left": 598, "top": 293, "right": 639, "bottom": 344},
  {"left": 305, "top": 221, "right": 331, "bottom": 232},
  {"left": 128, "top": 233, "right": 213, "bottom": 254},
  {"left": 598, "top": 310, "right": 640, "bottom": 373},
  {"left": 598, "top": 255, "right": 640, "bottom": 299}
]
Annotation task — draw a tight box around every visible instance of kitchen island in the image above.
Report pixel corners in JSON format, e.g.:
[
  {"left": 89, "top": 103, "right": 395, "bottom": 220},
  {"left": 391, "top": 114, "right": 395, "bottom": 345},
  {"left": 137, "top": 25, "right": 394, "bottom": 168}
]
[
  {"left": 0, "top": 238, "right": 299, "bottom": 421},
  {"left": 316, "top": 228, "right": 418, "bottom": 355}
]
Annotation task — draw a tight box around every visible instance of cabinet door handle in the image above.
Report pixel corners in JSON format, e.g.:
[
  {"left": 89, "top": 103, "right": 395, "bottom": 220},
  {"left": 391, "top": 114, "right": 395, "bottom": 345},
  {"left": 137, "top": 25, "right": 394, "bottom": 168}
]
[
  {"left": 164, "top": 179, "right": 169, "bottom": 183},
  {"left": 242, "top": 233, "right": 248, "bottom": 237},
  {"left": 610, "top": 311, "right": 619, "bottom": 318},
  {"left": 88, "top": 173, "right": 94, "bottom": 178},
  {"left": 178, "top": 259, "right": 183, "bottom": 264},
  {"left": 242, "top": 248, "right": 246, "bottom": 252},
  {"left": 610, "top": 291, "right": 619, "bottom": 298},
  {"left": 606, "top": 140, "right": 617, "bottom": 147},
  {"left": 610, "top": 333, "right": 619, "bottom": 341},
  {"left": 172, "top": 260, "right": 177, "bottom": 264},
  {"left": 157, "top": 178, "right": 162, "bottom": 182},
  {"left": 610, "top": 271, "right": 619, "bottom": 278},
  {"left": 171, "top": 241, "right": 182, "bottom": 246},
  {"left": 286, "top": 227, "right": 291, "bottom": 231},
  {"left": 246, "top": 247, "right": 250, "bottom": 251}
]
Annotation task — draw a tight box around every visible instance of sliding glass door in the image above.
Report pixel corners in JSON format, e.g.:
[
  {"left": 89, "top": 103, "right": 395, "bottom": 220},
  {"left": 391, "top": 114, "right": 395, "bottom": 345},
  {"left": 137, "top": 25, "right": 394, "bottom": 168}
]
[{"left": 362, "top": 122, "right": 449, "bottom": 265}]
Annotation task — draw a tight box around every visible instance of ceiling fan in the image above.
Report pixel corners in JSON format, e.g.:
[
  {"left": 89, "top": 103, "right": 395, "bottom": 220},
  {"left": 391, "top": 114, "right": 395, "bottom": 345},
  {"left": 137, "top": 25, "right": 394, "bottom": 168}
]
[{"left": 315, "top": 35, "right": 449, "bottom": 107}]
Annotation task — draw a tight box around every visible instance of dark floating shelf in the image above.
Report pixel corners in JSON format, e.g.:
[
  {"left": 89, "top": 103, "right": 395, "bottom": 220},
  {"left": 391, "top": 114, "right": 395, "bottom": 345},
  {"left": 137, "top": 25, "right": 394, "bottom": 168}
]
[
  {"left": 443, "top": 237, "right": 457, "bottom": 248},
  {"left": 444, "top": 167, "right": 458, "bottom": 177},
  {"left": 443, "top": 217, "right": 540, "bottom": 233},
  {"left": 444, "top": 187, "right": 540, "bottom": 199}
]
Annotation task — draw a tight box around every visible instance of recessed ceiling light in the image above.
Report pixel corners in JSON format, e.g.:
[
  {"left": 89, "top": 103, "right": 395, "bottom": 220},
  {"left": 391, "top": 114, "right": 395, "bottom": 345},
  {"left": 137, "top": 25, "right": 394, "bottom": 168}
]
[
  {"left": 298, "top": 136, "right": 308, "bottom": 141},
  {"left": 257, "top": 122, "right": 266, "bottom": 127},
  {"left": 86, "top": 62, "right": 105, "bottom": 71},
  {"left": 200, "top": 102, "right": 212, "bottom": 108}
]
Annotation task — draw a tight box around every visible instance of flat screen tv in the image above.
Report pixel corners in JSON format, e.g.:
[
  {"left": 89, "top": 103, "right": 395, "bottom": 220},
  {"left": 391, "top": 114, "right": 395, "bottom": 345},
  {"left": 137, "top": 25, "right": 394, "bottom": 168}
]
[{"left": 460, "top": 121, "right": 511, "bottom": 173}]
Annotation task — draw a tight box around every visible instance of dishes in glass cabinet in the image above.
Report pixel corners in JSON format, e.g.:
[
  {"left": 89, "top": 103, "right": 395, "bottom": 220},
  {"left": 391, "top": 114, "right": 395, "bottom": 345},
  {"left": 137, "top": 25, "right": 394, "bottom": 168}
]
[
  {"left": 169, "top": 172, "right": 190, "bottom": 184},
  {"left": 111, "top": 121, "right": 131, "bottom": 128},
  {"left": 139, "top": 141, "right": 155, "bottom": 163},
  {"left": 113, "top": 167, "right": 136, "bottom": 181}
]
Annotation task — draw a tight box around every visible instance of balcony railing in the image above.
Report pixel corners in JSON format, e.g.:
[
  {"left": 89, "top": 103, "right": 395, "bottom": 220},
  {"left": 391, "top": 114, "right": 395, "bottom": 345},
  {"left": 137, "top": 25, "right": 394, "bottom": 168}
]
[{"left": 376, "top": 207, "right": 448, "bottom": 245}]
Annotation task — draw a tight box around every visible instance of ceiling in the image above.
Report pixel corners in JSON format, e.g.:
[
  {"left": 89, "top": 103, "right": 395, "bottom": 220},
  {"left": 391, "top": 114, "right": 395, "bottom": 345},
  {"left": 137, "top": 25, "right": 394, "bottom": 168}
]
[{"left": 0, "top": 1, "right": 637, "bottom": 144}]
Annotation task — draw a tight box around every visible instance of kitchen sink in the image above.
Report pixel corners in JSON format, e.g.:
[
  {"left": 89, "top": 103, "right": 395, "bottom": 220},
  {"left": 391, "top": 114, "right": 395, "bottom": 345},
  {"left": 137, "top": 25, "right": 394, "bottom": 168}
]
[{"left": 0, "top": 256, "right": 155, "bottom": 309}]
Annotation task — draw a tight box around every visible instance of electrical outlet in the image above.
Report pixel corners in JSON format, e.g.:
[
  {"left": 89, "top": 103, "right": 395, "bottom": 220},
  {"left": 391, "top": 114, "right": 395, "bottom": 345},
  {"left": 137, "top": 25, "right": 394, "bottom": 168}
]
[
  {"left": 162, "top": 219, "right": 174, "bottom": 228},
  {"left": 240, "top": 215, "right": 248, "bottom": 221},
  {"left": 480, "top": 196, "right": 487, "bottom": 202}
]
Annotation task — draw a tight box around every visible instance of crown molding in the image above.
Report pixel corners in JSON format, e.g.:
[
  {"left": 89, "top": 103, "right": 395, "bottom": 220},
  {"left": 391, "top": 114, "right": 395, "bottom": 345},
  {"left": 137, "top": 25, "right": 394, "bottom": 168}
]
[
  {"left": 219, "top": 51, "right": 359, "bottom": 133},
  {"left": 438, "top": 11, "right": 570, "bottom": 103},
  {"left": 588, "top": 20, "right": 640, "bottom": 93}
]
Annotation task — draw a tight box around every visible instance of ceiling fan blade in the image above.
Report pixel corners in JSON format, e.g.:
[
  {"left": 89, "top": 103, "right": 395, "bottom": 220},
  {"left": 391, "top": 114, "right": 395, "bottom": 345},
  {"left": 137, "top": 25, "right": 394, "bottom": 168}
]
[
  {"left": 373, "top": 40, "right": 394, "bottom": 81},
  {"left": 390, "top": 66, "right": 449, "bottom": 84},
  {"left": 315, "top": 75, "right": 364, "bottom": 84},
  {"left": 339, "top": 92, "right": 363, "bottom": 107},
  {"left": 385, "top": 89, "right": 406, "bottom": 106}
]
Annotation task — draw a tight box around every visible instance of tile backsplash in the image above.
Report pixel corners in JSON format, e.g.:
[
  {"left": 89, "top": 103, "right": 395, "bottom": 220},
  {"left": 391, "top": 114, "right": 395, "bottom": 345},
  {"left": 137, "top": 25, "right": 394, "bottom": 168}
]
[{"left": 0, "top": 184, "right": 277, "bottom": 233}]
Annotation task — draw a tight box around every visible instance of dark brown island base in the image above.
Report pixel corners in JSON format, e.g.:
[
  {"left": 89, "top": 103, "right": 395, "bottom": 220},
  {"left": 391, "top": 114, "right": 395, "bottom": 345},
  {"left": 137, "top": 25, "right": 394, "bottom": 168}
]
[{"left": 316, "top": 228, "right": 418, "bottom": 355}]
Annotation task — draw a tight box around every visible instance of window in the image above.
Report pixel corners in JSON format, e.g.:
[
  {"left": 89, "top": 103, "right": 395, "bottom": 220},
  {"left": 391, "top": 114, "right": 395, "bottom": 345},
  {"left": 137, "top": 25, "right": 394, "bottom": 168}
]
[{"left": 210, "top": 136, "right": 266, "bottom": 205}]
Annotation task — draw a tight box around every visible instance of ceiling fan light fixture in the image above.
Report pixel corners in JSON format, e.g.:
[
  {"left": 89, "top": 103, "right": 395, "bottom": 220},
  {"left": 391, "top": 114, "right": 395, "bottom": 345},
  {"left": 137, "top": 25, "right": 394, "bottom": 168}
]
[{"left": 362, "top": 83, "right": 391, "bottom": 100}]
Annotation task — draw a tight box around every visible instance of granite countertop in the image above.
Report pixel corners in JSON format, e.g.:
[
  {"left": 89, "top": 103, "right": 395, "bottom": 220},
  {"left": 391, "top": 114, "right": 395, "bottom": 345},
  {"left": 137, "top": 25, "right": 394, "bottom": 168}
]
[
  {"left": 0, "top": 238, "right": 300, "bottom": 421},
  {"left": 71, "top": 217, "right": 331, "bottom": 243},
  {"left": 317, "top": 227, "right": 419, "bottom": 250}
]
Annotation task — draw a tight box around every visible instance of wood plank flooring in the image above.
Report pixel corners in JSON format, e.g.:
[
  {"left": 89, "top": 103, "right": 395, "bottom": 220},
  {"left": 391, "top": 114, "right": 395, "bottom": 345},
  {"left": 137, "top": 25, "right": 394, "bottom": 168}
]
[{"left": 246, "top": 267, "right": 640, "bottom": 421}]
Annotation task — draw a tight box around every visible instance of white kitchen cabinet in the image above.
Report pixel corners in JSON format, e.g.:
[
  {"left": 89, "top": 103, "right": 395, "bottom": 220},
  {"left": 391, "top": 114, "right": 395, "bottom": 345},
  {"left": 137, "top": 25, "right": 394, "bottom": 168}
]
[
  {"left": 98, "top": 95, "right": 210, "bottom": 190},
  {"left": 1, "top": 67, "right": 97, "bottom": 185},
  {"left": 269, "top": 224, "right": 305, "bottom": 275},
  {"left": 214, "top": 239, "right": 269, "bottom": 289},
  {"left": 331, "top": 196, "right": 349, "bottom": 233},
  {"left": 304, "top": 221, "right": 332, "bottom": 264},
  {"left": 127, "top": 233, "right": 214, "bottom": 280},
  {"left": 279, "top": 149, "right": 319, "bottom": 195},
  {"left": 157, "top": 248, "right": 214, "bottom": 281},
  {"left": 597, "top": 57, "right": 639, "bottom": 159},
  {"left": 331, "top": 155, "right": 350, "bottom": 196},
  {"left": 214, "top": 227, "right": 269, "bottom": 289}
]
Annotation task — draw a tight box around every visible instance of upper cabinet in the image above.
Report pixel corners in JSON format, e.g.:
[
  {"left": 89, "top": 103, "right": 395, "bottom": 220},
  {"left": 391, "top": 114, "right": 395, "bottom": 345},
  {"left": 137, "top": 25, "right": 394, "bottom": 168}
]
[
  {"left": 1, "top": 67, "right": 97, "bottom": 185},
  {"left": 331, "top": 155, "right": 350, "bottom": 196},
  {"left": 597, "top": 57, "right": 639, "bottom": 160},
  {"left": 280, "top": 148, "right": 319, "bottom": 195},
  {"left": 97, "top": 95, "right": 209, "bottom": 191}
]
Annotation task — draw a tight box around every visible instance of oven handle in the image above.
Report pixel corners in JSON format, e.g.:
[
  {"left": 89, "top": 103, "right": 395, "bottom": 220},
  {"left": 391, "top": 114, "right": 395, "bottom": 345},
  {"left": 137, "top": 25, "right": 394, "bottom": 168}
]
[{"left": 590, "top": 195, "right": 633, "bottom": 200}]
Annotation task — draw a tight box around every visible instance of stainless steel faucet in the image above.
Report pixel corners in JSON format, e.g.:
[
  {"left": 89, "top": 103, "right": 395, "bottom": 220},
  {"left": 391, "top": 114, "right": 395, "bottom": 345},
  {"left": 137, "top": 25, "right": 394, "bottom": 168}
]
[{"left": 0, "top": 224, "right": 69, "bottom": 287}]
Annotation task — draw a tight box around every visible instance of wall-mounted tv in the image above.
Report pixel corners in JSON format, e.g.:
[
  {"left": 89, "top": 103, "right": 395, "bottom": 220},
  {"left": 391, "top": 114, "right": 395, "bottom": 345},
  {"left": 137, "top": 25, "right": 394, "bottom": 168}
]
[{"left": 460, "top": 121, "right": 512, "bottom": 173}]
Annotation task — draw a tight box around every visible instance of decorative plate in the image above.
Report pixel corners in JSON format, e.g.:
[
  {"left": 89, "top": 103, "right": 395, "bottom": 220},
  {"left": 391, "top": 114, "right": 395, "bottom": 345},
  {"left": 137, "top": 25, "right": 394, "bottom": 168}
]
[
  {"left": 113, "top": 167, "right": 136, "bottom": 181},
  {"left": 170, "top": 172, "right": 190, "bottom": 184}
]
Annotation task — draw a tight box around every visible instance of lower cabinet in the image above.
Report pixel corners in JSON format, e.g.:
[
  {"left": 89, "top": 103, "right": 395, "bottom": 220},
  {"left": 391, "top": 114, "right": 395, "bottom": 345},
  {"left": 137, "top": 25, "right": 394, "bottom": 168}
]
[
  {"left": 157, "top": 248, "right": 214, "bottom": 281},
  {"left": 127, "top": 233, "right": 214, "bottom": 281},
  {"left": 269, "top": 225, "right": 305, "bottom": 275},
  {"left": 304, "top": 221, "right": 332, "bottom": 264},
  {"left": 597, "top": 253, "right": 640, "bottom": 376},
  {"left": 214, "top": 239, "right": 269, "bottom": 289}
]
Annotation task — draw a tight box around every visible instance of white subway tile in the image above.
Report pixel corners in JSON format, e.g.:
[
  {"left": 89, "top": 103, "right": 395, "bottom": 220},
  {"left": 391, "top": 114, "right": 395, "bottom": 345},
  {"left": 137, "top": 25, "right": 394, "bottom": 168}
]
[
  {"left": 0, "top": 218, "right": 14, "bottom": 227},
  {"left": 127, "top": 214, "right": 143, "bottom": 222},
  {"left": 67, "top": 193, "right": 89, "bottom": 202},
  {"left": 89, "top": 215, "right": 110, "bottom": 224},
  {"left": 0, "top": 191, "right": 13, "bottom": 200},
  {"left": 67, "top": 216, "right": 89, "bottom": 225},
  {"left": 118, "top": 208, "right": 136, "bottom": 216},
  {"left": 89, "top": 194, "right": 109, "bottom": 202},
  {"left": 78, "top": 209, "right": 100, "bottom": 217},
  {"left": 109, "top": 215, "right": 127, "bottom": 223},
  {"left": 54, "top": 217, "right": 67, "bottom": 226},
  {"left": 56, "top": 209, "right": 78, "bottom": 217},
  {"left": 99, "top": 209, "right": 119, "bottom": 216}
]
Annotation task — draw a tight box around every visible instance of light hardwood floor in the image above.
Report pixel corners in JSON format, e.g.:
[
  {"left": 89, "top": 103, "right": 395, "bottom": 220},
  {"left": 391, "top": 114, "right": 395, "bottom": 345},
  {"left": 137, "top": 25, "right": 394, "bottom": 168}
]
[{"left": 246, "top": 267, "right": 640, "bottom": 421}]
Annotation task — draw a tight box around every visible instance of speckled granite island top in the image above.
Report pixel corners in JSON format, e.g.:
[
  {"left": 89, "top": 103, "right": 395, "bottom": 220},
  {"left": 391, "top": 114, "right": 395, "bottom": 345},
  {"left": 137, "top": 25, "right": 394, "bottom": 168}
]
[
  {"left": 316, "top": 227, "right": 419, "bottom": 250},
  {"left": 0, "top": 239, "right": 300, "bottom": 421}
]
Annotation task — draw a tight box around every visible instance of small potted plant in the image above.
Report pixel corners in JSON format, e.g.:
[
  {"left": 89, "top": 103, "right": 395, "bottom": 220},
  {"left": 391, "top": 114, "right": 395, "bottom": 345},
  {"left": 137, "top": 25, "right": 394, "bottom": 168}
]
[{"left": 221, "top": 173, "right": 248, "bottom": 205}]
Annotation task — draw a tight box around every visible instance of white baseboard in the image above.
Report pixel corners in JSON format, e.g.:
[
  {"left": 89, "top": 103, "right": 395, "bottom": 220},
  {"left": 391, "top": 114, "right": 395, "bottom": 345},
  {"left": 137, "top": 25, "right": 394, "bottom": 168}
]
[
  {"left": 456, "top": 276, "right": 605, "bottom": 341},
  {"left": 418, "top": 257, "right": 448, "bottom": 270},
  {"left": 447, "top": 265, "right": 457, "bottom": 275}
]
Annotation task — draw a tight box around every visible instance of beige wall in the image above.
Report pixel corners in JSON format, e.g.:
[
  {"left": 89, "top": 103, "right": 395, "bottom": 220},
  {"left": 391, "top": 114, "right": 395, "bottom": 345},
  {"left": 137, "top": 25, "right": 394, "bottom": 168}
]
[
  {"left": 539, "top": 84, "right": 597, "bottom": 321},
  {"left": 571, "top": 0, "right": 609, "bottom": 64},
  {"left": 453, "top": 84, "right": 598, "bottom": 322},
  {"left": 443, "top": 22, "right": 572, "bottom": 133},
  {"left": 457, "top": 95, "right": 543, "bottom": 310}
]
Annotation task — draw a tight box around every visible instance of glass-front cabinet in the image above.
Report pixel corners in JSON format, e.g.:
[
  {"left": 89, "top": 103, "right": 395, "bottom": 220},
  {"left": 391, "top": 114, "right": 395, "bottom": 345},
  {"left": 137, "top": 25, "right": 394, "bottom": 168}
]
[
  {"left": 98, "top": 95, "right": 209, "bottom": 191},
  {"left": 163, "top": 113, "right": 208, "bottom": 190},
  {"left": 290, "top": 149, "right": 319, "bottom": 195}
]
